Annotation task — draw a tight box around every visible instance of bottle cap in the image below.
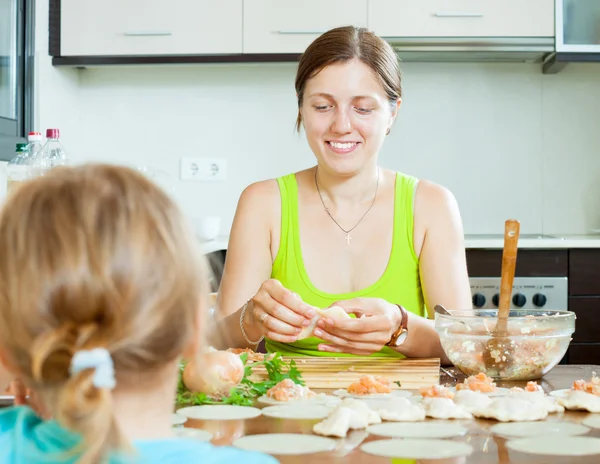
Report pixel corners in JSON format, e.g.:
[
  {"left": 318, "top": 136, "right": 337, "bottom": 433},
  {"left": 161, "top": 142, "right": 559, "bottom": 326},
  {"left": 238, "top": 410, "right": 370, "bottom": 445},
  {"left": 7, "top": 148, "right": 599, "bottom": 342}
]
[
  {"left": 28, "top": 131, "right": 43, "bottom": 142},
  {"left": 16, "top": 143, "right": 28, "bottom": 153},
  {"left": 46, "top": 128, "right": 60, "bottom": 139}
]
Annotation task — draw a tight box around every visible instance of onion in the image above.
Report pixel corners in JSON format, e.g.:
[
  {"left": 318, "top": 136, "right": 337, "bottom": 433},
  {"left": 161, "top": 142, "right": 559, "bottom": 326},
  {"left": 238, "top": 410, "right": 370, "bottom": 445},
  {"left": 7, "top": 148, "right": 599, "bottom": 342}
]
[{"left": 183, "top": 350, "right": 245, "bottom": 398}]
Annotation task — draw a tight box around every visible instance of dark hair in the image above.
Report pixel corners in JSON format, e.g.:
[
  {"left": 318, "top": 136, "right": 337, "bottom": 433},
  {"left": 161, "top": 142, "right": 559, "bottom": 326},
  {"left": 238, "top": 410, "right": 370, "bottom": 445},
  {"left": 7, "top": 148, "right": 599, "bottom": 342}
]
[{"left": 295, "top": 25, "right": 402, "bottom": 132}]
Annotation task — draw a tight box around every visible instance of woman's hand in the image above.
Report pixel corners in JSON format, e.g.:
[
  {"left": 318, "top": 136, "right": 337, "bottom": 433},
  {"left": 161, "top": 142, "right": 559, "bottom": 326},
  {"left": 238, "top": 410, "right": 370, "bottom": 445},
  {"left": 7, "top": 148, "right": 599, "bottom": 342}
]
[
  {"left": 245, "top": 279, "right": 317, "bottom": 343},
  {"left": 314, "top": 298, "right": 402, "bottom": 355}
]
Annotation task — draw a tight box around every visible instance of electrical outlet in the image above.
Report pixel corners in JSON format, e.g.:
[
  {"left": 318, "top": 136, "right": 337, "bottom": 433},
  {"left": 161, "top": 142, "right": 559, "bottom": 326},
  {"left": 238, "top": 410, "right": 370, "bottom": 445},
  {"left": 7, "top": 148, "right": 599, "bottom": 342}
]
[{"left": 180, "top": 157, "right": 227, "bottom": 182}]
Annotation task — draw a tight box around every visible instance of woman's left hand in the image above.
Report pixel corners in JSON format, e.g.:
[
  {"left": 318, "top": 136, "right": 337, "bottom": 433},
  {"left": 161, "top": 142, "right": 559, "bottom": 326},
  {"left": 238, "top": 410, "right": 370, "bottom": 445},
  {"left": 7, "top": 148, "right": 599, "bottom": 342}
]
[{"left": 314, "top": 298, "right": 402, "bottom": 355}]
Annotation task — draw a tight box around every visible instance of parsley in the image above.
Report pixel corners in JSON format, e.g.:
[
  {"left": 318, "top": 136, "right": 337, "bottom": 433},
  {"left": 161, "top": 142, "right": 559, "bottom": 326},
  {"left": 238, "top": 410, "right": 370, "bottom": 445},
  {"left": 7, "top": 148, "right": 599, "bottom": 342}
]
[{"left": 176, "top": 352, "right": 305, "bottom": 407}]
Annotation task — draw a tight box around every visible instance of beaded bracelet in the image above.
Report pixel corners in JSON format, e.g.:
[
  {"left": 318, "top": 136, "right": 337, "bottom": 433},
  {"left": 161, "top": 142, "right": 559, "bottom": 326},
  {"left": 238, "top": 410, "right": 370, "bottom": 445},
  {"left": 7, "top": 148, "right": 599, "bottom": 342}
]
[{"left": 239, "top": 299, "right": 264, "bottom": 346}]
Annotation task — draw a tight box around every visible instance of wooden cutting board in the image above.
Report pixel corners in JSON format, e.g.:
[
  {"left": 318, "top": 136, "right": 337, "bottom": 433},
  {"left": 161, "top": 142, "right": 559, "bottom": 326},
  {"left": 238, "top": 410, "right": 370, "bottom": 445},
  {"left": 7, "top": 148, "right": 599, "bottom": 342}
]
[{"left": 250, "top": 357, "right": 440, "bottom": 390}]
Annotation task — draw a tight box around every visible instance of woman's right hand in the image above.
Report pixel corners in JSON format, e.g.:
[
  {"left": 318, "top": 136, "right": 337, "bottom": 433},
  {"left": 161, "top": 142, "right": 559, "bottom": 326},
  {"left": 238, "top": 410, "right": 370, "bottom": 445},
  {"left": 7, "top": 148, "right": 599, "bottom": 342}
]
[{"left": 245, "top": 279, "right": 317, "bottom": 343}]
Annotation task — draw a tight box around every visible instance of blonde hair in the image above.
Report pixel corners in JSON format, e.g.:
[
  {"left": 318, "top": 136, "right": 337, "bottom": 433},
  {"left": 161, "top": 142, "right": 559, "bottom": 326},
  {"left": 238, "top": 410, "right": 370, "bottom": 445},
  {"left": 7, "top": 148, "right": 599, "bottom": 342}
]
[{"left": 0, "top": 164, "right": 207, "bottom": 463}]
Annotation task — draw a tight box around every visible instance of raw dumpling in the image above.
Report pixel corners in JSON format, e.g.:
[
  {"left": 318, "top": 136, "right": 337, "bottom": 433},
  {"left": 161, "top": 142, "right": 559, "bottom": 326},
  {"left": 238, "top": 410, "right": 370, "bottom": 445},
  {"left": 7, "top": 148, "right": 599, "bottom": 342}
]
[
  {"left": 558, "top": 390, "right": 600, "bottom": 413},
  {"left": 313, "top": 406, "right": 360, "bottom": 438},
  {"left": 377, "top": 397, "right": 426, "bottom": 422},
  {"left": 452, "top": 389, "right": 493, "bottom": 413},
  {"left": 340, "top": 398, "right": 381, "bottom": 426},
  {"left": 312, "top": 398, "right": 379, "bottom": 438},
  {"left": 473, "top": 397, "right": 548, "bottom": 422},
  {"left": 298, "top": 305, "right": 351, "bottom": 340},
  {"left": 422, "top": 397, "right": 473, "bottom": 420},
  {"left": 508, "top": 390, "right": 564, "bottom": 414}
]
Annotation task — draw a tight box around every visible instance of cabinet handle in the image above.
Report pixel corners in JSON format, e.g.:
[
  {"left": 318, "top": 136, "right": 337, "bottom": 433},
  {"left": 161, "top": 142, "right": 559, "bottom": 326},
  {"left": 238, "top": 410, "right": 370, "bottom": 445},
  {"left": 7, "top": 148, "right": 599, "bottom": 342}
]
[
  {"left": 123, "top": 31, "right": 173, "bottom": 37},
  {"left": 276, "top": 30, "right": 326, "bottom": 35},
  {"left": 434, "top": 12, "right": 484, "bottom": 18}
]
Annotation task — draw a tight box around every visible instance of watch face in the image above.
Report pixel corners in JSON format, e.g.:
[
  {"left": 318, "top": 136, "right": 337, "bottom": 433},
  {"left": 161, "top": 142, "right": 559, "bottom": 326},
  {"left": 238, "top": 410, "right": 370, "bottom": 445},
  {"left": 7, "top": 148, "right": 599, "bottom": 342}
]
[{"left": 394, "top": 330, "right": 408, "bottom": 346}]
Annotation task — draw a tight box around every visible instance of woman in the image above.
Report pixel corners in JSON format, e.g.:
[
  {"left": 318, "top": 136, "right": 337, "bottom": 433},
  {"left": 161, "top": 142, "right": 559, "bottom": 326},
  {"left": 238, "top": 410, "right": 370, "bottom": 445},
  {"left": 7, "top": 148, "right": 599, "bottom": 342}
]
[
  {"left": 212, "top": 26, "right": 472, "bottom": 363},
  {"left": 0, "top": 164, "right": 275, "bottom": 464}
]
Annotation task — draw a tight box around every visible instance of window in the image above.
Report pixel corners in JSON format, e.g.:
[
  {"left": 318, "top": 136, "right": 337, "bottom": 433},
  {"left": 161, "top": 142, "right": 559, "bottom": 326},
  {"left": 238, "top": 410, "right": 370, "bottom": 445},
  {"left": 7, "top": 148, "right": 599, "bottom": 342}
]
[{"left": 0, "top": 0, "right": 33, "bottom": 161}]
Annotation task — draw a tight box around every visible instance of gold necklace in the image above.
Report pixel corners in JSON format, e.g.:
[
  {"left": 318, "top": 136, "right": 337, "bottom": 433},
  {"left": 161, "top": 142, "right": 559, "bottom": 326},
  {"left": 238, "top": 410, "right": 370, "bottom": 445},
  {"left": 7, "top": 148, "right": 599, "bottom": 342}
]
[{"left": 314, "top": 167, "right": 380, "bottom": 245}]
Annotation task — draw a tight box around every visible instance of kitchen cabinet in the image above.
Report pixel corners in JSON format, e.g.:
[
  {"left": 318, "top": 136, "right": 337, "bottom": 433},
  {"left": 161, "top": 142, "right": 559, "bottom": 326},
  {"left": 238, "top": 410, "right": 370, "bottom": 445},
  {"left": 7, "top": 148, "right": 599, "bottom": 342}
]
[
  {"left": 243, "top": 0, "right": 368, "bottom": 54},
  {"left": 568, "top": 249, "right": 600, "bottom": 364},
  {"left": 368, "top": 0, "right": 554, "bottom": 38},
  {"left": 59, "top": 0, "right": 242, "bottom": 56}
]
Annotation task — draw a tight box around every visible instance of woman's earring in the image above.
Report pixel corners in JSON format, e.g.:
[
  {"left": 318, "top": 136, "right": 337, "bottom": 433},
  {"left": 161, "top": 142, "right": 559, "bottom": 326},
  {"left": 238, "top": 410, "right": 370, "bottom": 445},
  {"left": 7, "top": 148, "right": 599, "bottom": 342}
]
[{"left": 386, "top": 127, "right": 391, "bottom": 136}]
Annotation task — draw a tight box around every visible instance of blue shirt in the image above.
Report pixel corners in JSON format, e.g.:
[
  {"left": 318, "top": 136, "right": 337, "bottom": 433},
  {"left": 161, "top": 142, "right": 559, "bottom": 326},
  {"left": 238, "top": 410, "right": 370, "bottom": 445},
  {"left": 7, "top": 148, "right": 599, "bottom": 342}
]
[{"left": 0, "top": 406, "right": 278, "bottom": 463}]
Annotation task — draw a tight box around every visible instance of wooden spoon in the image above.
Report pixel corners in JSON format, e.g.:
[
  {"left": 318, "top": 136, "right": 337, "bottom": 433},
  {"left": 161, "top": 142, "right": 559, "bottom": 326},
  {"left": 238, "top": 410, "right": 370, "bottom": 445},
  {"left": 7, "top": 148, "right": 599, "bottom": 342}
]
[{"left": 482, "top": 219, "right": 520, "bottom": 376}]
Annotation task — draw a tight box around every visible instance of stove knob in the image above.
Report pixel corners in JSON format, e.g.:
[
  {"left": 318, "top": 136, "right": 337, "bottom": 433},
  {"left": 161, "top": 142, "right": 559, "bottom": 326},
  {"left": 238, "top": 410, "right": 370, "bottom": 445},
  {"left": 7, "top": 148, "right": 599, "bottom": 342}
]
[
  {"left": 532, "top": 293, "right": 547, "bottom": 307},
  {"left": 492, "top": 294, "right": 499, "bottom": 307},
  {"left": 472, "top": 293, "right": 486, "bottom": 308},
  {"left": 512, "top": 293, "right": 527, "bottom": 308}
]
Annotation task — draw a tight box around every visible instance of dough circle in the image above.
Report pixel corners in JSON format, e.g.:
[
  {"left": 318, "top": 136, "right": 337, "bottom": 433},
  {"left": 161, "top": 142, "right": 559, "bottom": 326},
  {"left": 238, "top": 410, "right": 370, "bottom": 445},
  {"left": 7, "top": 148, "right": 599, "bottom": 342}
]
[
  {"left": 506, "top": 436, "right": 600, "bottom": 456},
  {"left": 583, "top": 415, "right": 600, "bottom": 430},
  {"left": 171, "top": 413, "right": 187, "bottom": 426},
  {"left": 360, "top": 438, "right": 474, "bottom": 459},
  {"left": 233, "top": 433, "right": 337, "bottom": 455},
  {"left": 367, "top": 422, "right": 468, "bottom": 439},
  {"left": 172, "top": 427, "right": 212, "bottom": 441},
  {"left": 261, "top": 404, "right": 332, "bottom": 420},
  {"left": 490, "top": 421, "right": 590, "bottom": 438},
  {"left": 176, "top": 405, "right": 262, "bottom": 420}
]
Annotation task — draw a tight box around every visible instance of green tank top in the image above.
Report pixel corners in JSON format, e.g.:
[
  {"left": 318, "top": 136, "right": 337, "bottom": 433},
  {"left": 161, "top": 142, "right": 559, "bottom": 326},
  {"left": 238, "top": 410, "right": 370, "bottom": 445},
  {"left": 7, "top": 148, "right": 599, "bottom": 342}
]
[{"left": 266, "top": 172, "right": 426, "bottom": 358}]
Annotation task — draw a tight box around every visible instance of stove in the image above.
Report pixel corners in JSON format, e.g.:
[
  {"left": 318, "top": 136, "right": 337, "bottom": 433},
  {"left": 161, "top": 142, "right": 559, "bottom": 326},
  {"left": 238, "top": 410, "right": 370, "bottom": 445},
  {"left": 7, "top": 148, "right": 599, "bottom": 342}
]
[{"left": 469, "top": 277, "right": 568, "bottom": 310}]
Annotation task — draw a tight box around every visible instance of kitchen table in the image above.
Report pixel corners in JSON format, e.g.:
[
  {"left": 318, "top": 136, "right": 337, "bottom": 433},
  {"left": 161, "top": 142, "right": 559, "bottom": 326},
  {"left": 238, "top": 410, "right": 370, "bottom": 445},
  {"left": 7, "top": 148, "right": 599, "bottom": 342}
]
[{"left": 178, "top": 364, "right": 600, "bottom": 463}]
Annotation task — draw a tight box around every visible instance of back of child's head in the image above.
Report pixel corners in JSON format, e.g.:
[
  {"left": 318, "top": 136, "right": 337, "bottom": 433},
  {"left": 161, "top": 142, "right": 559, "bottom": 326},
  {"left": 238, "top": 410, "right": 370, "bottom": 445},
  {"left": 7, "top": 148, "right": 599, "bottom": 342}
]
[{"left": 0, "top": 163, "right": 207, "bottom": 463}]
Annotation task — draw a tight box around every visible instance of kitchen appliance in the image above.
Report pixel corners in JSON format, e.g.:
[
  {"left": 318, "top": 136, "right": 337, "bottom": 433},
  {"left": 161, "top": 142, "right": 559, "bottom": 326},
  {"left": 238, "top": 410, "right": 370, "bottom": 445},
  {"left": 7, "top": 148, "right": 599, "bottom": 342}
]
[
  {"left": 544, "top": 0, "right": 600, "bottom": 72},
  {"left": 470, "top": 276, "right": 568, "bottom": 311}
]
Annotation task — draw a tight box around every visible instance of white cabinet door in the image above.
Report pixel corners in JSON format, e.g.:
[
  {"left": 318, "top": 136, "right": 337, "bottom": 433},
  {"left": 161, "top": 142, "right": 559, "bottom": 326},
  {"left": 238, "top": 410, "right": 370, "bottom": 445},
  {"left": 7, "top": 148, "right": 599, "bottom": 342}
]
[
  {"left": 61, "top": 0, "right": 242, "bottom": 56},
  {"left": 368, "top": 0, "right": 554, "bottom": 38},
  {"left": 244, "top": 0, "right": 368, "bottom": 54}
]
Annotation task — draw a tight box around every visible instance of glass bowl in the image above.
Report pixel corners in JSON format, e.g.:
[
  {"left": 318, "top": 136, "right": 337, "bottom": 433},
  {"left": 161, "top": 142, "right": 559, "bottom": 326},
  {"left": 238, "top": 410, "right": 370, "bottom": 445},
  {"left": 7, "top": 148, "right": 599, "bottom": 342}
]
[{"left": 435, "top": 309, "right": 575, "bottom": 381}]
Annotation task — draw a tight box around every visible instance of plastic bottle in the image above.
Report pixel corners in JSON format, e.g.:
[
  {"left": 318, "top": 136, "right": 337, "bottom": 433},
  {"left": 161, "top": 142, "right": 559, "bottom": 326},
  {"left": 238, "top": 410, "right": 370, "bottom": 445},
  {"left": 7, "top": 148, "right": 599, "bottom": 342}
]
[
  {"left": 37, "top": 128, "right": 69, "bottom": 175},
  {"left": 6, "top": 143, "right": 32, "bottom": 192},
  {"left": 25, "top": 131, "right": 44, "bottom": 159}
]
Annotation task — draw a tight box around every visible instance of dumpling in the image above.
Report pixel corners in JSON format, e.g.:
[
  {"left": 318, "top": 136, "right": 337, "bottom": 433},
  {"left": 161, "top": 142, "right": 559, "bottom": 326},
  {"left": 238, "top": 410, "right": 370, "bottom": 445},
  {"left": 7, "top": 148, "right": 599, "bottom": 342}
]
[
  {"left": 453, "top": 389, "right": 493, "bottom": 413},
  {"left": 558, "top": 390, "right": 600, "bottom": 413},
  {"left": 473, "top": 397, "right": 548, "bottom": 422},
  {"left": 298, "top": 305, "right": 351, "bottom": 340},
  {"left": 508, "top": 390, "right": 564, "bottom": 414},
  {"left": 377, "top": 397, "right": 426, "bottom": 422},
  {"left": 422, "top": 397, "right": 473, "bottom": 420},
  {"left": 312, "top": 398, "right": 379, "bottom": 438}
]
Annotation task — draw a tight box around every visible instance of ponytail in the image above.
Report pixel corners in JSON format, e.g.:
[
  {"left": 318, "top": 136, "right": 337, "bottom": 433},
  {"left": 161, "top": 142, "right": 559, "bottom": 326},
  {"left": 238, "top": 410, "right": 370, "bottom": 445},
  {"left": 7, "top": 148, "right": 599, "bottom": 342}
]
[{"left": 30, "top": 324, "right": 129, "bottom": 463}]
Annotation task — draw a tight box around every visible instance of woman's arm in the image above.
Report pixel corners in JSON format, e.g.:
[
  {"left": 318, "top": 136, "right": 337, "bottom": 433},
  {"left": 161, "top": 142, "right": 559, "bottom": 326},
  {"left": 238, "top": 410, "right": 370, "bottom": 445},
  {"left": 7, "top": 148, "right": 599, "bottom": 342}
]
[
  {"left": 408, "top": 180, "right": 472, "bottom": 364},
  {"left": 208, "top": 181, "right": 279, "bottom": 349},
  {"left": 415, "top": 180, "right": 472, "bottom": 317}
]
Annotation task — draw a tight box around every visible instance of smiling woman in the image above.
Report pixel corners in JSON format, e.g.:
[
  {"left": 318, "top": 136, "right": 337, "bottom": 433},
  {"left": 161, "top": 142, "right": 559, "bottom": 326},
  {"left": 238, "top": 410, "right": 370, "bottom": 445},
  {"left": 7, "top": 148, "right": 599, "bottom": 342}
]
[{"left": 210, "top": 26, "right": 472, "bottom": 363}]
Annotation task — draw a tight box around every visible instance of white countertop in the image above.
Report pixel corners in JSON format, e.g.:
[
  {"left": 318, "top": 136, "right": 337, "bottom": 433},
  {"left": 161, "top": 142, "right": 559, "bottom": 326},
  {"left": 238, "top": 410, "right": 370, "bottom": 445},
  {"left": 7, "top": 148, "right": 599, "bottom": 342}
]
[
  {"left": 199, "top": 234, "right": 600, "bottom": 253},
  {"left": 463, "top": 235, "right": 600, "bottom": 249}
]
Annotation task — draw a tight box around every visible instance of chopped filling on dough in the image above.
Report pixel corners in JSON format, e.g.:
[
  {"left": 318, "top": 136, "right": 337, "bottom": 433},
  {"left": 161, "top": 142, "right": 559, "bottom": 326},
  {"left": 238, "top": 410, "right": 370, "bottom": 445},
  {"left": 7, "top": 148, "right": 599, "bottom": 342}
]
[
  {"left": 455, "top": 372, "right": 497, "bottom": 393},
  {"left": 266, "top": 378, "right": 316, "bottom": 402},
  {"left": 347, "top": 375, "right": 392, "bottom": 395},
  {"left": 419, "top": 384, "right": 454, "bottom": 399},
  {"left": 572, "top": 374, "right": 600, "bottom": 396}
]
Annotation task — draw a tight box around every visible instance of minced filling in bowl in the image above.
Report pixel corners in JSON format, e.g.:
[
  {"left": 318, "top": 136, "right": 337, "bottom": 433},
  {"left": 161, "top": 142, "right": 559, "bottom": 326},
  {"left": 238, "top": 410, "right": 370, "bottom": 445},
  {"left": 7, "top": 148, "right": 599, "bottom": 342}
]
[{"left": 435, "top": 309, "right": 576, "bottom": 381}]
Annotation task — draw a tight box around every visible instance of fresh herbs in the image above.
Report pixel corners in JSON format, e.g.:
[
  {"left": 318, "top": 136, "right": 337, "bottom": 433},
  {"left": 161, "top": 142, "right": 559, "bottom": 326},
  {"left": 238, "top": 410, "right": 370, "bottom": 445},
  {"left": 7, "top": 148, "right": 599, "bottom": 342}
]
[{"left": 176, "top": 352, "right": 304, "bottom": 407}]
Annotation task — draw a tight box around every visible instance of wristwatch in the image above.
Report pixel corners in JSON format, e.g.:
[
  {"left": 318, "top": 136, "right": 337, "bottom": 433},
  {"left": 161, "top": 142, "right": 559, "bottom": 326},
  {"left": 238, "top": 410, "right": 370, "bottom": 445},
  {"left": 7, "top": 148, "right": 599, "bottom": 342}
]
[{"left": 386, "top": 304, "right": 409, "bottom": 347}]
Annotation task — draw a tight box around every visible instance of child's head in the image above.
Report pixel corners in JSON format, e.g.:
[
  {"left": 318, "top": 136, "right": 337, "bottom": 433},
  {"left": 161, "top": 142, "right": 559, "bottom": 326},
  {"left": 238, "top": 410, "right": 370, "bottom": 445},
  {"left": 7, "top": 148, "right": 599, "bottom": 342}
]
[{"left": 0, "top": 164, "right": 207, "bottom": 462}]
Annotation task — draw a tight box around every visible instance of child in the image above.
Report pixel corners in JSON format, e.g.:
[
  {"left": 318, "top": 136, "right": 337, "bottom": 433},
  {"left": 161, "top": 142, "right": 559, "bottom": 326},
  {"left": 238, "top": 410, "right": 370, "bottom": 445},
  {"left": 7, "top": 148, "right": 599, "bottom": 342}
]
[{"left": 0, "top": 164, "right": 277, "bottom": 463}]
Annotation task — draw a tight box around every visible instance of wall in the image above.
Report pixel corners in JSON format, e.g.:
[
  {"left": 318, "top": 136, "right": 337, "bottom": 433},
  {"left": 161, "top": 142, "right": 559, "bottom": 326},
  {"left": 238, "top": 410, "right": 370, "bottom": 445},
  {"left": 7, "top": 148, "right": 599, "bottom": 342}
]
[{"left": 33, "top": 3, "right": 600, "bottom": 237}]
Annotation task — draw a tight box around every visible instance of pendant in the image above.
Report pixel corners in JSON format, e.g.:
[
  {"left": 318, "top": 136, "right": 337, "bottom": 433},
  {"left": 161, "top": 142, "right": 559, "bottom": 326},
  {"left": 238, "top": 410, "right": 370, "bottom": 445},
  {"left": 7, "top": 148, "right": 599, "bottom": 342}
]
[{"left": 345, "top": 233, "right": 352, "bottom": 246}]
